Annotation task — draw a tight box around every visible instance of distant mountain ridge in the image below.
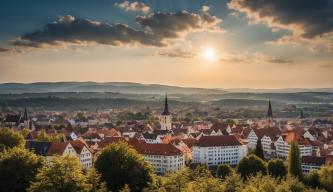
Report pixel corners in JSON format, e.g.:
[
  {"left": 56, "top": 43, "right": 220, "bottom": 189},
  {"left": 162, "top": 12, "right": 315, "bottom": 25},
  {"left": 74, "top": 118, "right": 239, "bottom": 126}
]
[
  {"left": 0, "top": 82, "right": 226, "bottom": 94},
  {"left": 0, "top": 82, "right": 332, "bottom": 94}
]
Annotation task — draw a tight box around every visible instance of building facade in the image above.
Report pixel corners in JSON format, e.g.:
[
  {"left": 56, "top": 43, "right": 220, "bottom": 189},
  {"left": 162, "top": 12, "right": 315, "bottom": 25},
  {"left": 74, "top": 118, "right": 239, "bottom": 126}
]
[
  {"left": 192, "top": 135, "right": 247, "bottom": 166},
  {"left": 131, "top": 141, "right": 185, "bottom": 175}
]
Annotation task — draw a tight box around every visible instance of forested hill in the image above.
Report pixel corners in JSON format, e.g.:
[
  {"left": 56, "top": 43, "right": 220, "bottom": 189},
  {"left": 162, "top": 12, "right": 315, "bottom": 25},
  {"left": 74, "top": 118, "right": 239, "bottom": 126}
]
[{"left": 0, "top": 82, "right": 226, "bottom": 94}]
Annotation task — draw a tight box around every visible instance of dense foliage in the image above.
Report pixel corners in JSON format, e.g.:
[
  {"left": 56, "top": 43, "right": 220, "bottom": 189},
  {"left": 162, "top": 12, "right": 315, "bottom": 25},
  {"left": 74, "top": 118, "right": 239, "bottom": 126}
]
[
  {"left": 95, "top": 141, "right": 153, "bottom": 192},
  {"left": 0, "top": 128, "right": 25, "bottom": 151},
  {"left": 216, "top": 164, "right": 234, "bottom": 180},
  {"left": 237, "top": 154, "right": 267, "bottom": 178},
  {"left": 28, "top": 155, "right": 107, "bottom": 192},
  {"left": 0, "top": 147, "right": 44, "bottom": 192},
  {"left": 268, "top": 159, "right": 287, "bottom": 178}
]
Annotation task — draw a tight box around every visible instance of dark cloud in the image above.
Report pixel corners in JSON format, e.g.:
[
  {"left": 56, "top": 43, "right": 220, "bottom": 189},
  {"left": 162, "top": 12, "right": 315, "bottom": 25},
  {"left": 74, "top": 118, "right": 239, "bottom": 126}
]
[
  {"left": 228, "top": 0, "right": 333, "bottom": 39},
  {"left": 136, "top": 11, "right": 222, "bottom": 39},
  {"left": 115, "top": 1, "right": 150, "bottom": 13},
  {"left": 157, "top": 49, "right": 197, "bottom": 58},
  {"left": 12, "top": 15, "right": 165, "bottom": 48},
  {"left": 13, "top": 12, "right": 222, "bottom": 49}
]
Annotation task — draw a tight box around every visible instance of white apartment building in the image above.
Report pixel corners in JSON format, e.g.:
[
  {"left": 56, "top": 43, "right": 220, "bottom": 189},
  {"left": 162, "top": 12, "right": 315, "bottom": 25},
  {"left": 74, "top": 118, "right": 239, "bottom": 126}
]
[
  {"left": 70, "top": 140, "right": 93, "bottom": 169},
  {"left": 131, "top": 142, "right": 185, "bottom": 175},
  {"left": 247, "top": 127, "right": 281, "bottom": 151},
  {"left": 275, "top": 133, "right": 313, "bottom": 158},
  {"left": 45, "top": 141, "right": 93, "bottom": 169},
  {"left": 192, "top": 135, "right": 247, "bottom": 166}
]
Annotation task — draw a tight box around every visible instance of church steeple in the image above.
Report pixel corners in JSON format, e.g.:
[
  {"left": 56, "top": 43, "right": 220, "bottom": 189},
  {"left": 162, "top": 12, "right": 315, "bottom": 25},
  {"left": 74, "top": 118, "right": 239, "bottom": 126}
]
[
  {"left": 23, "top": 107, "right": 28, "bottom": 121},
  {"left": 160, "top": 94, "right": 171, "bottom": 130},
  {"left": 267, "top": 100, "right": 273, "bottom": 118},
  {"left": 267, "top": 100, "right": 274, "bottom": 127},
  {"left": 162, "top": 94, "right": 170, "bottom": 115}
]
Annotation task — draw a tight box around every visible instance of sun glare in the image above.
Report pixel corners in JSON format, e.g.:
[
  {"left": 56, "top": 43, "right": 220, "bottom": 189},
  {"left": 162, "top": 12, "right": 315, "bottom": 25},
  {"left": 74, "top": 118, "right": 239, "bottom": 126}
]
[{"left": 203, "top": 47, "right": 217, "bottom": 61}]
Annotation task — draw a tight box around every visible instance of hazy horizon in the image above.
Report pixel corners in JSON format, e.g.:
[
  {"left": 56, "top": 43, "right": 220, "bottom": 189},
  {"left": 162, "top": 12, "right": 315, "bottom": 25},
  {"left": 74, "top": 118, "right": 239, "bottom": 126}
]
[{"left": 0, "top": 81, "right": 332, "bottom": 90}]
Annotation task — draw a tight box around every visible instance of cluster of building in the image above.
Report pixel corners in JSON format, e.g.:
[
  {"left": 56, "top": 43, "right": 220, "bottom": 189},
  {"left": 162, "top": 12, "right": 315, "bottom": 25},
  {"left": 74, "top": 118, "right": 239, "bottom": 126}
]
[{"left": 1, "top": 96, "right": 333, "bottom": 175}]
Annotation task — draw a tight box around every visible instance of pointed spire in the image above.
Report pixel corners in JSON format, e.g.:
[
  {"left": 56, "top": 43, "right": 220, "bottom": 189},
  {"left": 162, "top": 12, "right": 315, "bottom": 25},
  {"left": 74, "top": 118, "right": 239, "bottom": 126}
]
[
  {"left": 23, "top": 106, "right": 28, "bottom": 121},
  {"left": 267, "top": 100, "right": 273, "bottom": 118},
  {"left": 162, "top": 94, "right": 170, "bottom": 115}
]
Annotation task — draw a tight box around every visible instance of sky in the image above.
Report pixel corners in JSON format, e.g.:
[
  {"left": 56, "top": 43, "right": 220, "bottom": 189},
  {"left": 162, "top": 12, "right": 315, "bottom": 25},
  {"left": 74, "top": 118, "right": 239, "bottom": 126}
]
[{"left": 0, "top": 0, "right": 332, "bottom": 89}]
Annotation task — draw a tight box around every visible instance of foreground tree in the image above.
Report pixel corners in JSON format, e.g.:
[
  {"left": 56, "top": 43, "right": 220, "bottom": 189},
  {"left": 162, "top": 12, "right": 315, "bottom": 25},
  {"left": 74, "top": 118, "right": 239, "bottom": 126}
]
[
  {"left": 216, "top": 164, "right": 234, "bottom": 180},
  {"left": 276, "top": 176, "right": 307, "bottom": 192},
  {"left": 237, "top": 154, "right": 267, "bottom": 179},
  {"left": 28, "top": 155, "right": 96, "bottom": 192},
  {"left": 254, "top": 139, "right": 264, "bottom": 160},
  {"left": 288, "top": 141, "right": 302, "bottom": 179},
  {"left": 268, "top": 159, "right": 287, "bottom": 178},
  {"left": 304, "top": 169, "right": 320, "bottom": 189},
  {"left": 0, "top": 128, "right": 25, "bottom": 151},
  {"left": 95, "top": 142, "right": 153, "bottom": 192},
  {"left": 189, "top": 164, "right": 212, "bottom": 180},
  {"left": 86, "top": 168, "right": 108, "bottom": 192},
  {"left": 187, "top": 176, "right": 225, "bottom": 192},
  {"left": 318, "top": 165, "right": 333, "bottom": 192},
  {"left": 239, "top": 174, "right": 278, "bottom": 192},
  {"left": 222, "top": 174, "right": 243, "bottom": 192},
  {"left": 162, "top": 168, "right": 190, "bottom": 192},
  {"left": 0, "top": 147, "right": 44, "bottom": 192}
]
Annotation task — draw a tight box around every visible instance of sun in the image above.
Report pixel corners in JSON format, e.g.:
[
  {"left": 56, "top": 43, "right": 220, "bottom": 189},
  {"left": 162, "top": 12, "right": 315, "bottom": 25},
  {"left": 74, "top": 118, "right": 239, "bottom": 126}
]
[{"left": 202, "top": 47, "right": 217, "bottom": 61}]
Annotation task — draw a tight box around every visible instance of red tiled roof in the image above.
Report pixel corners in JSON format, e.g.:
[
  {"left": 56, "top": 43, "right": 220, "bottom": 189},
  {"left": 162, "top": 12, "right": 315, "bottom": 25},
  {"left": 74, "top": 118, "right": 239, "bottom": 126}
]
[
  {"left": 47, "top": 142, "right": 69, "bottom": 156},
  {"left": 98, "top": 137, "right": 126, "bottom": 148},
  {"left": 253, "top": 127, "right": 281, "bottom": 140},
  {"left": 195, "top": 135, "right": 243, "bottom": 147},
  {"left": 131, "top": 142, "right": 183, "bottom": 156},
  {"left": 69, "top": 140, "right": 90, "bottom": 154}
]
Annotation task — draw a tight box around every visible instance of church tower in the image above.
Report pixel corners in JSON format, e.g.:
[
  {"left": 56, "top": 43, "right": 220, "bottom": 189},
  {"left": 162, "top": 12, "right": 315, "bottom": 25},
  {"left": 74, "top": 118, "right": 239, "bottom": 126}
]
[
  {"left": 267, "top": 100, "right": 274, "bottom": 127},
  {"left": 160, "top": 94, "right": 172, "bottom": 130},
  {"left": 22, "top": 107, "right": 29, "bottom": 128}
]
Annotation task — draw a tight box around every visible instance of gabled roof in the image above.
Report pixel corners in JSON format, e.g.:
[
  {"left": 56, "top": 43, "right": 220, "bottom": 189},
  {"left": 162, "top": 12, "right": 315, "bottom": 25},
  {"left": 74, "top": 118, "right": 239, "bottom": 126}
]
[
  {"left": 47, "top": 142, "right": 70, "bottom": 156},
  {"left": 69, "top": 140, "right": 90, "bottom": 154},
  {"left": 253, "top": 127, "right": 281, "bottom": 140},
  {"left": 195, "top": 135, "right": 243, "bottom": 147}
]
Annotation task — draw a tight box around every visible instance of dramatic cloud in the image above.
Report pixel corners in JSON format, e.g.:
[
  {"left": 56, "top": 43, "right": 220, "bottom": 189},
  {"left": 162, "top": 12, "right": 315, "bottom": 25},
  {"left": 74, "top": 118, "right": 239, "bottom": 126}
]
[
  {"left": 228, "top": 0, "right": 333, "bottom": 52},
  {"left": 12, "top": 15, "right": 165, "bottom": 48},
  {"left": 115, "top": 1, "right": 150, "bottom": 13},
  {"left": 157, "top": 49, "right": 197, "bottom": 58},
  {"left": 13, "top": 11, "right": 222, "bottom": 50},
  {"left": 136, "top": 11, "right": 222, "bottom": 39}
]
